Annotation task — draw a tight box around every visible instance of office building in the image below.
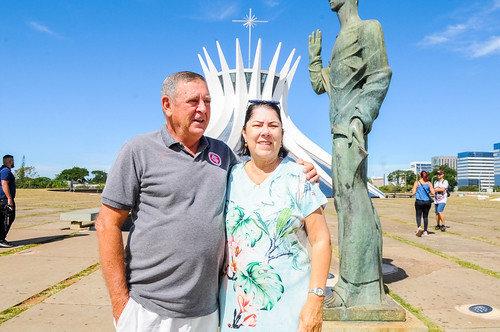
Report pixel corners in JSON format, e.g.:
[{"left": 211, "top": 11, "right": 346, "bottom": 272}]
[
  {"left": 371, "top": 177, "right": 385, "bottom": 188},
  {"left": 494, "top": 143, "right": 500, "bottom": 187},
  {"left": 457, "top": 152, "right": 494, "bottom": 189},
  {"left": 410, "top": 162, "right": 432, "bottom": 175},
  {"left": 431, "top": 156, "right": 457, "bottom": 171}
]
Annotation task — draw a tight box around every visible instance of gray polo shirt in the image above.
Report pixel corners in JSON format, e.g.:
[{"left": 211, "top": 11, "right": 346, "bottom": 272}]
[{"left": 102, "top": 125, "right": 238, "bottom": 318}]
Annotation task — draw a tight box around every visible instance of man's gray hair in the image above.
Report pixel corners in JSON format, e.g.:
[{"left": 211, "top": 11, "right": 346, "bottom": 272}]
[{"left": 161, "top": 71, "right": 206, "bottom": 98}]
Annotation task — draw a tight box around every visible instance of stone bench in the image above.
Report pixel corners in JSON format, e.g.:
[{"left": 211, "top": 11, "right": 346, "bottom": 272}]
[
  {"left": 60, "top": 208, "right": 101, "bottom": 230},
  {"left": 60, "top": 208, "right": 133, "bottom": 231}
]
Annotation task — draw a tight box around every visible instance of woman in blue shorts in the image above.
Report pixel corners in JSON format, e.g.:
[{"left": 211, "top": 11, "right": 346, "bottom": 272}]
[{"left": 433, "top": 169, "right": 449, "bottom": 231}]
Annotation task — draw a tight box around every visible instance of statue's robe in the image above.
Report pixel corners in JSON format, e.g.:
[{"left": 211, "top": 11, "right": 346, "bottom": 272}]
[{"left": 309, "top": 20, "right": 392, "bottom": 306}]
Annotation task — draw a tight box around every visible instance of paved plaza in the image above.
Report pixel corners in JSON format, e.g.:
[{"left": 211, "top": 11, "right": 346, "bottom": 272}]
[{"left": 1, "top": 189, "right": 500, "bottom": 331}]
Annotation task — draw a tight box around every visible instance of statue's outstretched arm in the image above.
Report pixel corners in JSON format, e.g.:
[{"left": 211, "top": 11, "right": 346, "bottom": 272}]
[{"left": 308, "top": 30, "right": 328, "bottom": 95}]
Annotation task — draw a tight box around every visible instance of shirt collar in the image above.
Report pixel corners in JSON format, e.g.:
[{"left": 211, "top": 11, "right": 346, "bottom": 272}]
[{"left": 161, "top": 124, "right": 209, "bottom": 154}]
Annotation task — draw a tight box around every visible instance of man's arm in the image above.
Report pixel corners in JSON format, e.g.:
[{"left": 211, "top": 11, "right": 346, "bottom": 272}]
[
  {"left": 95, "top": 204, "right": 130, "bottom": 322},
  {"left": 434, "top": 187, "right": 445, "bottom": 193},
  {"left": 1, "top": 180, "right": 13, "bottom": 206}
]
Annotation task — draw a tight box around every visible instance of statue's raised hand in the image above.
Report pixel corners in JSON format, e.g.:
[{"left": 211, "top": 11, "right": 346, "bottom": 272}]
[{"left": 308, "top": 29, "right": 322, "bottom": 60}]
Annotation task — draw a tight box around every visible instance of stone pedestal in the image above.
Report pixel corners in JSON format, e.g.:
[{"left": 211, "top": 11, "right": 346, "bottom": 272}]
[
  {"left": 322, "top": 307, "right": 427, "bottom": 332},
  {"left": 323, "top": 296, "right": 406, "bottom": 321}
]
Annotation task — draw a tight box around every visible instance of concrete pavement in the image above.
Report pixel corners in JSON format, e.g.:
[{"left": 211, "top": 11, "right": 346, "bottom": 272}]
[{"left": 1, "top": 194, "right": 499, "bottom": 331}]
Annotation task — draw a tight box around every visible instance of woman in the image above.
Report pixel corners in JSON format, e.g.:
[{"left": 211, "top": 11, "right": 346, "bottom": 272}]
[
  {"left": 411, "top": 171, "right": 435, "bottom": 237},
  {"left": 219, "top": 101, "right": 332, "bottom": 332}
]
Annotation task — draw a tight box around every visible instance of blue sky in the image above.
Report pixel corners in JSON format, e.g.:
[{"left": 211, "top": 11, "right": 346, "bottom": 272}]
[{"left": 1, "top": 0, "right": 499, "bottom": 179}]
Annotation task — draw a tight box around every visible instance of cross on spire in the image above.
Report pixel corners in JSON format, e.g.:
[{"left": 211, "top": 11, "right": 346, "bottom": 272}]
[{"left": 232, "top": 8, "right": 268, "bottom": 67}]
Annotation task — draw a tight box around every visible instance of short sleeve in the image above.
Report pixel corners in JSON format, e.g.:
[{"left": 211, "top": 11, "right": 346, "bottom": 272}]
[
  {"left": 101, "top": 141, "right": 141, "bottom": 210},
  {"left": 298, "top": 172, "right": 328, "bottom": 218},
  {"left": 0, "top": 168, "right": 8, "bottom": 181}
]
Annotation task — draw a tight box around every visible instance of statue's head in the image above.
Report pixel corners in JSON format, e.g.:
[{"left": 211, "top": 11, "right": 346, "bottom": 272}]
[{"left": 329, "top": 0, "right": 358, "bottom": 12}]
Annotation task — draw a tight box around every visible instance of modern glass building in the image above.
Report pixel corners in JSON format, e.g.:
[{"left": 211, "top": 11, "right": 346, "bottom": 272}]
[
  {"left": 494, "top": 143, "right": 500, "bottom": 187},
  {"left": 431, "top": 156, "right": 457, "bottom": 170},
  {"left": 410, "top": 162, "right": 432, "bottom": 175},
  {"left": 457, "top": 152, "right": 495, "bottom": 189}
]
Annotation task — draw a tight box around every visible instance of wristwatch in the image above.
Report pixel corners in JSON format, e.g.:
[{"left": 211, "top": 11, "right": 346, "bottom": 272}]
[{"left": 308, "top": 288, "right": 325, "bottom": 297}]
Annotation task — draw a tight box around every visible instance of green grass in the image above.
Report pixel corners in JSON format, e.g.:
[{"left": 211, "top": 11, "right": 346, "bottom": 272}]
[
  {"left": 382, "top": 215, "right": 500, "bottom": 247},
  {"left": 0, "top": 263, "right": 100, "bottom": 325},
  {"left": 384, "top": 232, "right": 500, "bottom": 279},
  {"left": 387, "top": 289, "right": 444, "bottom": 332}
]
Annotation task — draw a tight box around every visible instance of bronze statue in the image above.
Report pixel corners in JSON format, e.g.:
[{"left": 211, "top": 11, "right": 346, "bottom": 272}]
[{"left": 308, "top": 0, "right": 392, "bottom": 310}]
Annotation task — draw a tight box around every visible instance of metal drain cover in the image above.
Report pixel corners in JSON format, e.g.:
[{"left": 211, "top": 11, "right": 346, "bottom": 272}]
[{"left": 469, "top": 305, "right": 493, "bottom": 314}]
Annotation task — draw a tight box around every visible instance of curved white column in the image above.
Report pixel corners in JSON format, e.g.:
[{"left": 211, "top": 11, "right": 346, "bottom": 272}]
[{"left": 198, "top": 39, "right": 385, "bottom": 198}]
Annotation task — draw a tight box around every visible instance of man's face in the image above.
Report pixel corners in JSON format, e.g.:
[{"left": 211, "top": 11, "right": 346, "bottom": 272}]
[
  {"left": 5, "top": 158, "right": 14, "bottom": 169},
  {"left": 163, "top": 79, "right": 211, "bottom": 142}
]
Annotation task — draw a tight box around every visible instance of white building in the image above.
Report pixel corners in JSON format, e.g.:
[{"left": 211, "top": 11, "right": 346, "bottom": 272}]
[
  {"left": 410, "top": 162, "right": 432, "bottom": 175},
  {"left": 457, "top": 152, "right": 494, "bottom": 190},
  {"left": 371, "top": 177, "right": 385, "bottom": 188},
  {"left": 431, "top": 156, "right": 457, "bottom": 171},
  {"left": 494, "top": 143, "right": 500, "bottom": 187},
  {"left": 198, "top": 39, "right": 386, "bottom": 198}
]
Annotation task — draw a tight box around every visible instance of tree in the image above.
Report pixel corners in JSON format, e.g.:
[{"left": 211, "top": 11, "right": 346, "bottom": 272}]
[
  {"left": 458, "top": 185, "right": 478, "bottom": 192},
  {"left": 90, "top": 170, "right": 107, "bottom": 184},
  {"left": 56, "top": 167, "right": 89, "bottom": 183},
  {"left": 428, "top": 164, "right": 457, "bottom": 191},
  {"left": 31, "top": 177, "right": 52, "bottom": 188},
  {"left": 13, "top": 156, "right": 39, "bottom": 188},
  {"left": 387, "top": 170, "right": 416, "bottom": 191}
]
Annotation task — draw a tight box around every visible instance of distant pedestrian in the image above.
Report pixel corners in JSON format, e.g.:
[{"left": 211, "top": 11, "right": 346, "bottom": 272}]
[
  {"left": 434, "top": 169, "right": 449, "bottom": 232},
  {"left": 411, "top": 171, "right": 435, "bottom": 237},
  {"left": 0, "top": 155, "right": 16, "bottom": 248}
]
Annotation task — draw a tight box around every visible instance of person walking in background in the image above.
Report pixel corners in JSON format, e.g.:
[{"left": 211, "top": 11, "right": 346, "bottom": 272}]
[
  {"left": 0, "top": 155, "right": 16, "bottom": 248},
  {"left": 434, "top": 169, "right": 449, "bottom": 232},
  {"left": 412, "top": 171, "right": 435, "bottom": 237}
]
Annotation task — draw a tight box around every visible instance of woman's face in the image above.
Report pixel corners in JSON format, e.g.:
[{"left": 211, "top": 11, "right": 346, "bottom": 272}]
[{"left": 242, "top": 106, "right": 283, "bottom": 161}]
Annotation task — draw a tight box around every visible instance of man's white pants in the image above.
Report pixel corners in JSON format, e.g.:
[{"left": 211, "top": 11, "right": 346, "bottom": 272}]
[{"left": 114, "top": 297, "right": 219, "bottom": 332}]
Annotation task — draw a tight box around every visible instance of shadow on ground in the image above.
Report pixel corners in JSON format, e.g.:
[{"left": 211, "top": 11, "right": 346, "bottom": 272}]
[
  {"left": 9, "top": 233, "right": 90, "bottom": 247},
  {"left": 382, "top": 258, "right": 408, "bottom": 284}
]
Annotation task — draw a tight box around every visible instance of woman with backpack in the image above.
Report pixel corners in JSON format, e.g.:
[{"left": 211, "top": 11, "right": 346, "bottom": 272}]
[{"left": 411, "top": 171, "right": 435, "bottom": 237}]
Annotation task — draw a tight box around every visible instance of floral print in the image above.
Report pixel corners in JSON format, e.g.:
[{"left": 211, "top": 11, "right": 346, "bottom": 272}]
[{"left": 219, "top": 159, "right": 328, "bottom": 331}]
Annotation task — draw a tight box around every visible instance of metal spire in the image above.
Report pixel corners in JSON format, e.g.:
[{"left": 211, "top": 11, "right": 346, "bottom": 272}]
[{"left": 232, "top": 8, "right": 268, "bottom": 67}]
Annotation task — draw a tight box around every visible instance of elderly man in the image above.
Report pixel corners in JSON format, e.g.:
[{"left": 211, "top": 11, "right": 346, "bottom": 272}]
[{"left": 96, "top": 71, "right": 317, "bottom": 332}]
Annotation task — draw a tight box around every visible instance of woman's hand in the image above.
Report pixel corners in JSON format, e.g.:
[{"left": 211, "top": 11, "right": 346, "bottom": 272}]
[{"left": 298, "top": 294, "right": 324, "bottom": 332}]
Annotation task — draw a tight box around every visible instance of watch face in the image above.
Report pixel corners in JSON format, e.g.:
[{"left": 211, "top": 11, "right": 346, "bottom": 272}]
[{"left": 310, "top": 288, "right": 324, "bottom": 296}]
